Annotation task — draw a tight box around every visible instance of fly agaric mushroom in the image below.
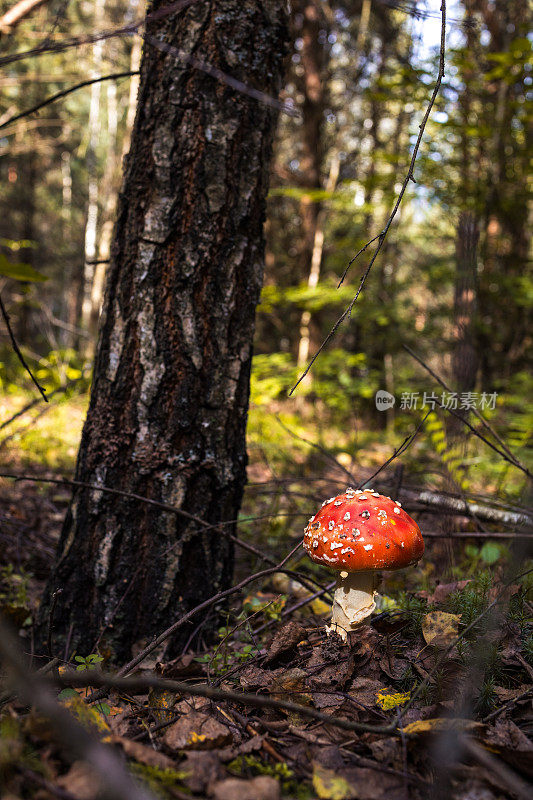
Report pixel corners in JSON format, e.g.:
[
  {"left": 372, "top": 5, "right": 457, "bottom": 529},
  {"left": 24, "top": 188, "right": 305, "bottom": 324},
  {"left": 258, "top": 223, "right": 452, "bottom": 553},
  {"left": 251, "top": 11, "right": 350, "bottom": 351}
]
[{"left": 303, "top": 488, "right": 424, "bottom": 640}]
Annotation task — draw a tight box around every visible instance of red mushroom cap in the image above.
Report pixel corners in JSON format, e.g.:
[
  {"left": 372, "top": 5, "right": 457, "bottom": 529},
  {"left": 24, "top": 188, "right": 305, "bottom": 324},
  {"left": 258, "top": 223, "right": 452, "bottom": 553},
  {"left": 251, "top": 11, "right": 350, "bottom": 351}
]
[{"left": 303, "top": 488, "right": 424, "bottom": 572}]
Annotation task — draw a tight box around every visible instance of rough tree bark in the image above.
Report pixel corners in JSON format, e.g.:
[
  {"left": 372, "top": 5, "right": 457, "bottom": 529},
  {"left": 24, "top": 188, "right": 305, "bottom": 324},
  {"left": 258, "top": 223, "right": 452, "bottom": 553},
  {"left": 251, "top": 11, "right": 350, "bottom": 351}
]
[{"left": 37, "top": 0, "right": 288, "bottom": 661}]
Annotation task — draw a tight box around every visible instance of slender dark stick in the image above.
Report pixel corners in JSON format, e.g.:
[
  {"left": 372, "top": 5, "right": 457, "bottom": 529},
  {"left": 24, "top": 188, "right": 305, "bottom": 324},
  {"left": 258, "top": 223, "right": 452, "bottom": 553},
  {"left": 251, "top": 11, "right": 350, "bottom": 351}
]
[
  {"left": 0, "top": 379, "right": 77, "bottom": 431},
  {"left": 54, "top": 670, "right": 396, "bottom": 736},
  {"left": 0, "top": 0, "right": 296, "bottom": 118},
  {"left": 403, "top": 344, "right": 528, "bottom": 475},
  {"left": 358, "top": 410, "right": 432, "bottom": 488},
  {"left": 0, "top": 0, "right": 198, "bottom": 67},
  {"left": 0, "top": 72, "right": 137, "bottom": 131},
  {"left": 0, "top": 293, "right": 47, "bottom": 401},
  {"left": 440, "top": 403, "right": 531, "bottom": 480},
  {"left": 47, "top": 589, "right": 62, "bottom": 660},
  {"left": 290, "top": 1, "right": 447, "bottom": 394}
]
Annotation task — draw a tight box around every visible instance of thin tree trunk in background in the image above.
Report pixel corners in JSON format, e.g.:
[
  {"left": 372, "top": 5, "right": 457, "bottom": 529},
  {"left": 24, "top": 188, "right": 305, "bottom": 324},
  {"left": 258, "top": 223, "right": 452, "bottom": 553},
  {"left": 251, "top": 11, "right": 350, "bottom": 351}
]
[
  {"left": 453, "top": 213, "right": 479, "bottom": 394},
  {"left": 0, "top": 0, "right": 49, "bottom": 33},
  {"left": 295, "top": 0, "right": 325, "bottom": 282},
  {"left": 80, "top": 0, "right": 104, "bottom": 335},
  {"left": 37, "top": 0, "right": 288, "bottom": 662},
  {"left": 89, "top": 6, "right": 142, "bottom": 345},
  {"left": 297, "top": 154, "right": 339, "bottom": 368},
  {"left": 448, "top": 211, "right": 479, "bottom": 450}
]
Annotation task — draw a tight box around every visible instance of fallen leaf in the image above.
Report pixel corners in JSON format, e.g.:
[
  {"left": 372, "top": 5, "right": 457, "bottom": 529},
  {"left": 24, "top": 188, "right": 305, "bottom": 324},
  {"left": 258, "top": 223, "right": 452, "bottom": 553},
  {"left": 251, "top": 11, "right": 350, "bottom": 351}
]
[
  {"left": 162, "top": 699, "right": 233, "bottom": 751},
  {"left": 57, "top": 761, "right": 101, "bottom": 800},
  {"left": 239, "top": 665, "right": 282, "bottom": 691},
  {"left": 270, "top": 667, "right": 312, "bottom": 705},
  {"left": 402, "top": 718, "right": 481, "bottom": 735},
  {"left": 312, "top": 762, "right": 357, "bottom": 800},
  {"left": 107, "top": 735, "right": 176, "bottom": 769},
  {"left": 312, "top": 691, "right": 345, "bottom": 709},
  {"left": 307, "top": 647, "right": 355, "bottom": 691},
  {"left": 422, "top": 611, "right": 461, "bottom": 648},
  {"left": 348, "top": 677, "right": 384, "bottom": 710},
  {"left": 417, "top": 580, "right": 471, "bottom": 604},
  {"left": 211, "top": 776, "right": 280, "bottom": 800},
  {"left": 482, "top": 718, "right": 533, "bottom": 778},
  {"left": 368, "top": 737, "right": 402, "bottom": 767},
  {"left": 264, "top": 621, "right": 306, "bottom": 664},
  {"left": 379, "top": 654, "right": 410, "bottom": 682},
  {"left": 182, "top": 751, "right": 223, "bottom": 793}
]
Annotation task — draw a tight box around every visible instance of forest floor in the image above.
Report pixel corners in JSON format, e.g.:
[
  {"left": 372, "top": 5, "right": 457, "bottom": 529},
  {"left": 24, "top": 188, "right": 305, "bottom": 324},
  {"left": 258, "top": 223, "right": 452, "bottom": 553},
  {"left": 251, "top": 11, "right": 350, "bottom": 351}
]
[{"left": 0, "top": 390, "right": 532, "bottom": 800}]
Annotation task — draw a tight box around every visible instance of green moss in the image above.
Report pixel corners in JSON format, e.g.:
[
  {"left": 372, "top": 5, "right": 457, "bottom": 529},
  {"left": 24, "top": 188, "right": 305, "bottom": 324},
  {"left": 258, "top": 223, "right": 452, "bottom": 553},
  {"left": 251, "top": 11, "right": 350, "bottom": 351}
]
[{"left": 129, "top": 763, "right": 190, "bottom": 798}]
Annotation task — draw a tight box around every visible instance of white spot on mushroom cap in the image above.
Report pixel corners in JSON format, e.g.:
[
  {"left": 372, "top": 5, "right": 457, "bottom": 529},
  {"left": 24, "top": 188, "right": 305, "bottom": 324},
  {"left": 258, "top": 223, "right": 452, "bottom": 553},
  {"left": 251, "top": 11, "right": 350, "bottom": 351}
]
[
  {"left": 393, "top": 507, "right": 400, "bottom": 514},
  {"left": 334, "top": 500, "right": 342, "bottom": 506},
  {"left": 364, "top": 544, "right": 373, "bottom": 551},
  {"left": 312, "top": 540, "right": 318, "bottom": 549},
  {"left": 331, "top": 542, "right": 342, "bottom": 550},
  {"left": 328, "top": 521, "right": 335, "bottom": 531},
  {"left": 343, "top": 512, "right": 350, "bottom": 521}
]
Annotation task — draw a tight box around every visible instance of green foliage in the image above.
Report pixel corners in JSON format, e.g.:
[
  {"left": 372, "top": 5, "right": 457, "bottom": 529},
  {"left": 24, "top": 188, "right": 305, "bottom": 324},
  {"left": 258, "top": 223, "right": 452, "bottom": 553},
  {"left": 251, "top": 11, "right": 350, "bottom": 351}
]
[
  {"left": 73, "top": 653, "right": 104, "bottom": 671},
  {"left": 424, "top": 411, "right": 469, "bottom": 490},
  {"left": 395, "top": 594, "right": 429, "bottom": 639},
  {"left": 227, "top": 755, "right": 309, "bottom": 799},
  {"left": 444, "top": 572, "right": 493, "bottom": 629},
  {"left": 474, "top": 677, "right": 497, "bottom": 718},
  {"left": 241, "top": 594, "right": 287, "bottom": 623},
  {"left": 129, "top": 763, "right": 189, "bottom": 798},
  {"left": 460, "top": 542, "right": 509, "bottom": 576},
  {"left": 0, "top": 252, "right": 47, "bottom": 282}
]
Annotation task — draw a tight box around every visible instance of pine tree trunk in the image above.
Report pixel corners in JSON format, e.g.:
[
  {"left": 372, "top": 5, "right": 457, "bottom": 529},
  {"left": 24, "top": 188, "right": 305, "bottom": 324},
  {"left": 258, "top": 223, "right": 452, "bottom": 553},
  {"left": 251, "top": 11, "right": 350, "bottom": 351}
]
[{"left": 37, "top": 0, "right": 288, "bottom": 662}]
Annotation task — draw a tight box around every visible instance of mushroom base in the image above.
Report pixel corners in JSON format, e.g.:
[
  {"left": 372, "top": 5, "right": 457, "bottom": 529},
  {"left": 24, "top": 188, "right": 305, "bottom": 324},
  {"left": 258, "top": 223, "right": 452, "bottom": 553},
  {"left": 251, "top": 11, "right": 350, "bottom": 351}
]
[{"left": 326, "top": 570, "right": 378, "bottom": 641}]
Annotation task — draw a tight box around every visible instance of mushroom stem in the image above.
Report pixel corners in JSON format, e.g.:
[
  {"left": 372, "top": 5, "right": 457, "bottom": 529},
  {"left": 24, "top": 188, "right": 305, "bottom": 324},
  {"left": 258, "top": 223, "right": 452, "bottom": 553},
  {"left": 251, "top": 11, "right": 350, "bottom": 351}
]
[{"left": 326, "top": 570, "right": 378, "bottom": 641}]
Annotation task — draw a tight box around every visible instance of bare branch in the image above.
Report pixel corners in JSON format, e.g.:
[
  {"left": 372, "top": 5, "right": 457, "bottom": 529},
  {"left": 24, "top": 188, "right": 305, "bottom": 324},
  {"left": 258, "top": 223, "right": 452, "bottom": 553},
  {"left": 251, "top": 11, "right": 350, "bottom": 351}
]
[
  {"left": 0, "top": 0, "right": 297, "bottom": 118},
  {"left": 0, "top": 72, "right": 138, "bottom": 132},
  {"left": 0, "top": 293, "right": 47, "bottom": 401},
  {"left": 54, "top": 670, "right": 396, "bottom": 736},
  {"left": 403, "top": 344, "right": 530, "bottom": 478}
]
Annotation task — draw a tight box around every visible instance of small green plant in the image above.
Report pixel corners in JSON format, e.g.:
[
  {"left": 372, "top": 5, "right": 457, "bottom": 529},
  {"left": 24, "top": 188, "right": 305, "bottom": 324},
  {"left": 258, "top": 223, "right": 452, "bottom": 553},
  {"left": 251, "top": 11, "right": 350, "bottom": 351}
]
[
  {"left": 240, "top": 594, "right": 287, "bottom": 623},
  {"left": 129, "top": 763, "right": 189, "bottom": 798},
  {"left": 475, "top": 676, "right": 497, "bottom": 718},
  {"left": 73, "top": 653, "right": 104, "bottom": 671},
  {"left": 445, "top": 571, "right": 492, "bottom": 629},
  {"left": 227, "top": 754, "right": 309, "bottom": 798},
  {"left": 396, "top": 593, "right": 429, "bottom": 639}
]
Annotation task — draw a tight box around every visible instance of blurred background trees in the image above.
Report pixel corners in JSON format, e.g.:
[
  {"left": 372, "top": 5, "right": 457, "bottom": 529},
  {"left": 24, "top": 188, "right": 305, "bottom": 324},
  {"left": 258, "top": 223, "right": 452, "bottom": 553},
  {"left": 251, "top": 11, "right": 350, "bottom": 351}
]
[{"left": 0, "top": 0, "right": 531, "bottom": 504}]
